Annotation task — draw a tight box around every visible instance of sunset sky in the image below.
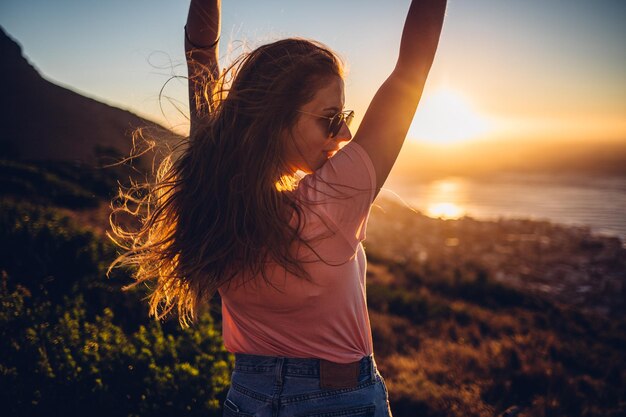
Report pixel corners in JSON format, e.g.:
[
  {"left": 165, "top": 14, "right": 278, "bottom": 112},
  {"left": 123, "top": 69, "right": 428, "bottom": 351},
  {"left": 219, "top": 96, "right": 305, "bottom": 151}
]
[{"left": 1, "top": 0, "right": 625, "bottom": 146}]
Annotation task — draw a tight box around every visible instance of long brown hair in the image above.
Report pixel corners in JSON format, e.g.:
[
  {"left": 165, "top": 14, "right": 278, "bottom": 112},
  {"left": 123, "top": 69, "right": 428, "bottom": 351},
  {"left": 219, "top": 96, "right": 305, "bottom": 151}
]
[{"left": 107, "top": 38, "right": 345, "bottom": 328}]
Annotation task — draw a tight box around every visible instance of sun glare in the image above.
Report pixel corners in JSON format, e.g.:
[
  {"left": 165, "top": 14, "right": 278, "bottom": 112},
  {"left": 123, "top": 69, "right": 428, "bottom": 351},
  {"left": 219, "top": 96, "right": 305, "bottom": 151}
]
[
  {"left": 423, "top": 177, "right": 468, "bottom": 220},
  {"left": 408, "top": 88, "right": 492, "bottom": 145},
  {"left": 426, "top": 202, "right": 465, "bottom": 219}
]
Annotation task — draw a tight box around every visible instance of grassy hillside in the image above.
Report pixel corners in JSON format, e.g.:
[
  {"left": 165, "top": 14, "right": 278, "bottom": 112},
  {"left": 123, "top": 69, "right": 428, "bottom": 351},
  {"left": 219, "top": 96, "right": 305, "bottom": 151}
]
[
  {"left": 1, "top": 158, "right": 624, "bottom": 417},
  {"left": 0, "top": 198, "right": 231, "bottom": 417},
  {"left": 365, "top": 248, "right": 626, "bottom": 416}
]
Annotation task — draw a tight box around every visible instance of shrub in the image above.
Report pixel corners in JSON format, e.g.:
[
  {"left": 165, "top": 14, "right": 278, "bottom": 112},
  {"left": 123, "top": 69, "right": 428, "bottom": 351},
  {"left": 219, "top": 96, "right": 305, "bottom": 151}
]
[{"left": 0, "top": 199, "right": 232, "bottom": 416}]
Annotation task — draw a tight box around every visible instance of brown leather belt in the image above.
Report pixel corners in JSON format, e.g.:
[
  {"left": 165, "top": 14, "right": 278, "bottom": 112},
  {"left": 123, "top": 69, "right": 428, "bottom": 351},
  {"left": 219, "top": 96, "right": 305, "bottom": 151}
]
[{"left": 319, "top": 358, "right": 361, "bottom": 389}]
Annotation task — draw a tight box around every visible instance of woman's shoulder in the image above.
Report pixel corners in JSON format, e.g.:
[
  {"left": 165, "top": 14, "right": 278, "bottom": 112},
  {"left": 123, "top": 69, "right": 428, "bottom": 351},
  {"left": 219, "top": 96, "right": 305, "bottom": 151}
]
[
  {"left": 291, "top": 140, "right": 377, "bottom": 251},
  {"left": 297, "top": 140, "right": 376, "bottom": 201}
]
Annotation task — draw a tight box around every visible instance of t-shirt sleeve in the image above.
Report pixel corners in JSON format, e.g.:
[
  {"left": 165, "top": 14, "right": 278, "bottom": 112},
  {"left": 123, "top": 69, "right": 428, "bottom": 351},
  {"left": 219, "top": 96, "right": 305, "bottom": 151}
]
[{"left": 296, "top": 141, "right": 377, "bottom": 251}]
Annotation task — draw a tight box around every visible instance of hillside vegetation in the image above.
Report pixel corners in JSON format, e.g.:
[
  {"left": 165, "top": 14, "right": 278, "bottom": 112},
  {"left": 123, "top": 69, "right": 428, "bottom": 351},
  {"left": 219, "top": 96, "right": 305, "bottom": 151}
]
[{"left": 1, "top": 159, "right": 625, "bottom": 417}]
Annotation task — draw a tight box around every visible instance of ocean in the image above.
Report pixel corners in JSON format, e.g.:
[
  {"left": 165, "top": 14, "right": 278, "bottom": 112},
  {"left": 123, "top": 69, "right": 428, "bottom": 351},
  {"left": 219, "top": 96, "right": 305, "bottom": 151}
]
[{"left": 382, "top": 172, "right": 626, "bottom": 242}]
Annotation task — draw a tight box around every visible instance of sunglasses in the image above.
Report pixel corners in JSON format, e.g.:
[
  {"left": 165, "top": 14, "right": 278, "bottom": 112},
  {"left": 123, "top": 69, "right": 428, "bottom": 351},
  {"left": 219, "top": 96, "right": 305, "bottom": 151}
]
[{"left": 297, "top": 109, "right": 355, "bottom": 138}]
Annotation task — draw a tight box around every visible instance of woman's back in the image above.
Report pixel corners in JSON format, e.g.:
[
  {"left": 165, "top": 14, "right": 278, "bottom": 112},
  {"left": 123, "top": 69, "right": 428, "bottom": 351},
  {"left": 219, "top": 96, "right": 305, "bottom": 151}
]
[{"left": 220, "top": 140, "right": 376, "bottom": 363}]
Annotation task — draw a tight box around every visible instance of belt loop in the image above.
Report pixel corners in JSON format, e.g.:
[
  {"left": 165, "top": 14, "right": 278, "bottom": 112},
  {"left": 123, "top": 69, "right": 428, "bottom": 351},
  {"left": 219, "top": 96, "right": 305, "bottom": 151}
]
[
  {"left": 275, "top": 357, "right": 285, "bottom": 386},
  {"left": 370, "top": 354, "right": 375, "bottom": 382}
]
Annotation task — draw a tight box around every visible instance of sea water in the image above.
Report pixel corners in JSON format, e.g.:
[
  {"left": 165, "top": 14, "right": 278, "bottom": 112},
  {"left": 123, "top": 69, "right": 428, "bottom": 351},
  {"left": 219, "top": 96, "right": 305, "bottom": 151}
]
[{"left": 382, "top": 172, "right": 626, "bottom": 242}]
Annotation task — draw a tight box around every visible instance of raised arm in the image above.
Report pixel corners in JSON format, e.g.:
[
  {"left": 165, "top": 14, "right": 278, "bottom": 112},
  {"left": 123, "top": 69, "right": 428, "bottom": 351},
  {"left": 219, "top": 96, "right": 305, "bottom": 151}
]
[
  {"left": 185, "top": 0, "right": 221, "bottom": 133},
  {"left": 354, "top": 0, "right": 446, "bottom": 198}
]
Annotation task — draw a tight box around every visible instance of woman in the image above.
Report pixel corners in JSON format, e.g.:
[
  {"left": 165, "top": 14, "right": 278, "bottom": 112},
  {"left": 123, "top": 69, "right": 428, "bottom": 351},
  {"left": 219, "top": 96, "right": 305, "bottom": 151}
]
[{"left": 108, "top": 0, "right": 446, "bottom": 415}]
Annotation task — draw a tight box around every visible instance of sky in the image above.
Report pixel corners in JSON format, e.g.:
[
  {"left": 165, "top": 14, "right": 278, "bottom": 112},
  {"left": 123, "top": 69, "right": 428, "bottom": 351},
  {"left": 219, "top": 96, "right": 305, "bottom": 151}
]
[{"left": 1, "top": 0, "right": 625, "bottom": 146}]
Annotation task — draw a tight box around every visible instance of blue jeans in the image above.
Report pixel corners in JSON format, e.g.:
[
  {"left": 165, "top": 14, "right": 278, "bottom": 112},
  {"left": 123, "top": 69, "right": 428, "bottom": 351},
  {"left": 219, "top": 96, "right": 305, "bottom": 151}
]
[{"left": 223, "top": 353, "right": 393, "bottom": 417}]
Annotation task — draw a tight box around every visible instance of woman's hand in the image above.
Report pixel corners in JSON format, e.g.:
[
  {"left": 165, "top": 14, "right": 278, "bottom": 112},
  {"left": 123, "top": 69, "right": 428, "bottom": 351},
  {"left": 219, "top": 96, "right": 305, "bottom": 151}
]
[
  {"left": 186, "top": 0, "right": 221, "bottom": 133},
  {"left": 354, "top": 0, "right": 447, "bottom": 198}
]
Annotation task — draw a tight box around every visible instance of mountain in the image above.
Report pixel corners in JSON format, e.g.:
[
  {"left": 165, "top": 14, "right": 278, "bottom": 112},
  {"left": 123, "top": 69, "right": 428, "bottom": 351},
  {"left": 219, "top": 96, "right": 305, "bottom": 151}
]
[{"left": 0, "top": 26, "right": 181, "bottom": 169}]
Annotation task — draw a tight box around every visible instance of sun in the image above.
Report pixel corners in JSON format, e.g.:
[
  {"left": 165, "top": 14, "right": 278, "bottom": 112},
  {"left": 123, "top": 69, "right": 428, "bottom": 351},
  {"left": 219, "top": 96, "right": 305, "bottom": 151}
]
[{"left": 408, "top": 88, "right": 492, "bottom": 145}]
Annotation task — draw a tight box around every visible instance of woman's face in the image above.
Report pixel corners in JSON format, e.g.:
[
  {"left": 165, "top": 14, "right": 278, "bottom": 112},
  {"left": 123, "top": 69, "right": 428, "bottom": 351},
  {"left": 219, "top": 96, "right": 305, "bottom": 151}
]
[{"left": 283, "top": 75, "right": 352, "bottom": 174}]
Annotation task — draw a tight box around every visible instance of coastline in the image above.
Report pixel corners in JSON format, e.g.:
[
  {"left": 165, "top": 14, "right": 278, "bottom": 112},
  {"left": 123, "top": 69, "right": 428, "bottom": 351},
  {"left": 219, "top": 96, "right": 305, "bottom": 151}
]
[{"left": 367, "top": 197, "right": 626, "bottom": 318}]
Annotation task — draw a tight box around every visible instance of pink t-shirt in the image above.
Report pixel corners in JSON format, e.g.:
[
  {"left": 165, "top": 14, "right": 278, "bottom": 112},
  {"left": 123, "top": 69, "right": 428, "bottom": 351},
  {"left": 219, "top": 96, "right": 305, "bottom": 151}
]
[{"left": 218, "top": 141, "right": 377, "bottom": 363}]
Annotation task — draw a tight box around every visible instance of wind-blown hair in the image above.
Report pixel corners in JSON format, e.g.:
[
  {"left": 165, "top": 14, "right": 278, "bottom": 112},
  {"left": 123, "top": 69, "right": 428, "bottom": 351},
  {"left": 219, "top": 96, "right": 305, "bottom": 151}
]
[{"left": 107, "top": 38, "right": 345, "bottom": 328}]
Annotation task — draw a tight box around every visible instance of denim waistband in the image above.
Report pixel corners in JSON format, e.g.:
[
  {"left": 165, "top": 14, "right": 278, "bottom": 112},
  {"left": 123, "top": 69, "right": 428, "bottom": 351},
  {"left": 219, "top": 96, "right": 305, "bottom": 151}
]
[{"left": 233, "top": 353, "right": 377, "bottom": 379}]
